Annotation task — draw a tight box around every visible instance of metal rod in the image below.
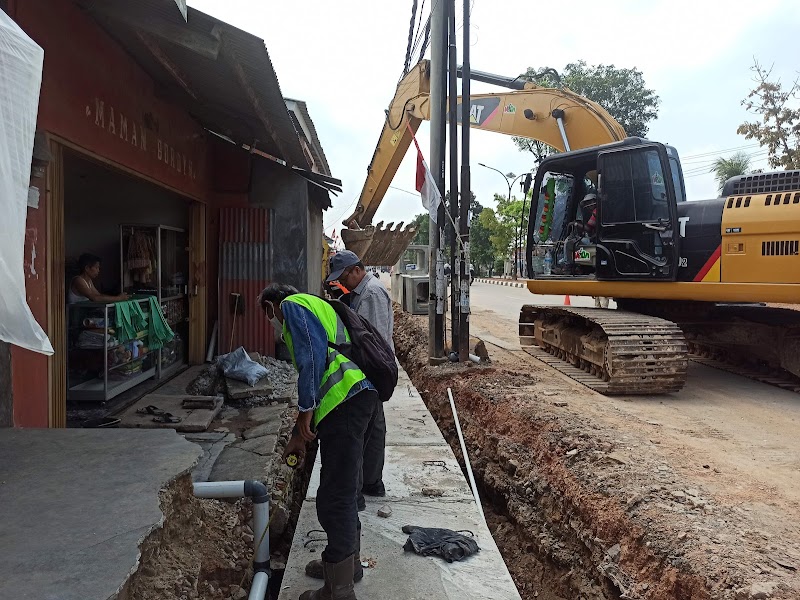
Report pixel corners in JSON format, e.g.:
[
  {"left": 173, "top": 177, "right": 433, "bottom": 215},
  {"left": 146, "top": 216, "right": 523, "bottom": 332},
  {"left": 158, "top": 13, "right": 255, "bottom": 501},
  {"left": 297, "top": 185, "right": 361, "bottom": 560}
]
[
  {"left": 448, "top": 388, "right": 485, "bottom": 523},
  {"left": 458, "top": 0, "right": 471, "bottom": 360},
  {"left": 429, "top": 0, "right": 447, "bottom": 359},
  {"left": 555, "top": 116, "right": 571, "bottom": 152},
  {"left": 447, "top": 0, "right": 459, "bottom": 354}
]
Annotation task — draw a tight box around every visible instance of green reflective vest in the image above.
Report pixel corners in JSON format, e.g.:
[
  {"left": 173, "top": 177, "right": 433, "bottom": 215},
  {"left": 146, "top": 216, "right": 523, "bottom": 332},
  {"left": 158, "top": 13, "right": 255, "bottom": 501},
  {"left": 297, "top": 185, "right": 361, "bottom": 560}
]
[{"left": 281, "top": 294, "right": 367, "bottom": 427}]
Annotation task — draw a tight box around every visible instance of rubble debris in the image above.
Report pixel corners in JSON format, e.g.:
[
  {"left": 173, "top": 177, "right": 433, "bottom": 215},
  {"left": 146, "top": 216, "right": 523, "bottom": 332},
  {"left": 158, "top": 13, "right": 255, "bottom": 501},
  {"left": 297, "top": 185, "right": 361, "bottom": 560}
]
[{"left": 378, "top": 505, "right": 393, "bottom": 518}]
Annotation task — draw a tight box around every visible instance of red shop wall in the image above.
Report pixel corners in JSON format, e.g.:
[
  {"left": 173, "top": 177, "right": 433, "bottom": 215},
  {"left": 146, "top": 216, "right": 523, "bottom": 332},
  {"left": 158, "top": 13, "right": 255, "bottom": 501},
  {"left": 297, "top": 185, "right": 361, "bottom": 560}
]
[{"left": 11, "top": 0, "right": 214, "bottom": 426}]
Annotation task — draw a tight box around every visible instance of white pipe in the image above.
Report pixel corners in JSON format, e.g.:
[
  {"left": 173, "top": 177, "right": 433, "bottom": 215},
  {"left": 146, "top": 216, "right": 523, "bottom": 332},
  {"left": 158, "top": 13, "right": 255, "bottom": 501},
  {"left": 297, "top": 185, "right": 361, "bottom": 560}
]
[
  {"left": 253, "top": 501, "right": 270, "bottom": 564},
  {"left": 193, "top": 480, "right": 246, "bottom": 499},
  {"left": 447, "top": 388, "right": 486, "bottom": 524},
  {"left": 206, "top": 320, "right": 219, "bottom": 362},
  {"left": 468, "top": 353, "right": 481, "bottom": 364},
  {"left": 248, "top": 570, "right": 269, "bottom": 600}
]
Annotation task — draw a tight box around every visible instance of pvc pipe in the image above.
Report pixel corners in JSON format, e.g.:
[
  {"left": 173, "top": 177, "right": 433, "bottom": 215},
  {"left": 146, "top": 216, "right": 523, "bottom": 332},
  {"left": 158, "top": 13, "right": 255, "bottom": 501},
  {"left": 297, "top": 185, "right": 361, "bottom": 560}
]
[
  {"left": 249, "top": 571, "right": 269, "bottom": 600},
  {"left": 253, "top": 501, "right": 270, "bottom": 564},
  {"left": 193, "top": 480, "right": 246, "bottom": 498},
  {"left": 447, "top": 388, "right": 486, "bottom": 524},
  {"left": 468, "top": 353, "right": 481, "bottom": 364},
  {"left": 206, "top": 320, "right": 218, "bottom": 362},
  {"left": 193, "top": 480, "right": 270, "bottom": 599}
]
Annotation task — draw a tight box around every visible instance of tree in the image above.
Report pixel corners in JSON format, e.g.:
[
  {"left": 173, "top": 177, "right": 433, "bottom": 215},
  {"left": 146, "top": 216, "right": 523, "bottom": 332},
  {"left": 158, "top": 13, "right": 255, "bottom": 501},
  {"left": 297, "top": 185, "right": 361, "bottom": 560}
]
[
  {"left": 410, "top": 212, "right": 429, "bottom": 245},
  {"left": 513, "top": 61, "right": 660, "bottom": 161},
  {"left": 478, "top": 194, "right": 524, "bottom": 264},
  {"left": 737, "top": 60, "right": 800, "bottom": 170},
  {"left": 711, "top": 152, "right": 752, "bottom": 192}
]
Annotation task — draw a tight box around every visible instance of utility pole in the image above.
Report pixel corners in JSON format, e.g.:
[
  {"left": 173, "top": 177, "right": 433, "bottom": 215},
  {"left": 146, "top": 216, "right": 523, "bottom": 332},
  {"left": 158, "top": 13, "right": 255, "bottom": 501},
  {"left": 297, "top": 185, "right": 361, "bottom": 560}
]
[
  {"left": 447, "top": 0, "right": 459, "bottom": 355},
  {"left": 428, "top": 0, "right": 447, "bottom": 360},
  {"left": 458, "top": 0, "right": 471, "bottom": 361}
]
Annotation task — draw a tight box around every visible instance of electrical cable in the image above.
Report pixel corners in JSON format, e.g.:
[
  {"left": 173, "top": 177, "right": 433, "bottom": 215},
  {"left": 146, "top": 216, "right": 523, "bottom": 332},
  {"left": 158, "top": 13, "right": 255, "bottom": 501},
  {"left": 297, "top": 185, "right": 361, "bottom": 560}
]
[{"left": 402, "top": 0, "right": 418, "bottom": 78}]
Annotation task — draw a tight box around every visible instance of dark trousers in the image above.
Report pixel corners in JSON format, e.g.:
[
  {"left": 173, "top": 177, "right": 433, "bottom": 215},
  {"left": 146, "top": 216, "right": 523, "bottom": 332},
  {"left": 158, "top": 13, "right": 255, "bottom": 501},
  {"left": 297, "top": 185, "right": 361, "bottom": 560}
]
[
  {"left": 316, "top": 388, "right": 380, "bottom": 563},
  {"left": 361, "top": 401, "right": 386, "bottom": 488}
]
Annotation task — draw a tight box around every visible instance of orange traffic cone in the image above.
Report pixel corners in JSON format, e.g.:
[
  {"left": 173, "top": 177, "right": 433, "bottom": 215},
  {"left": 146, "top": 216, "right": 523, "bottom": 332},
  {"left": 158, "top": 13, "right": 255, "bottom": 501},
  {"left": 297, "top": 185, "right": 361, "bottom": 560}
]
[{"left": 563, "top": 295, "right": 571, "bottom": 306}]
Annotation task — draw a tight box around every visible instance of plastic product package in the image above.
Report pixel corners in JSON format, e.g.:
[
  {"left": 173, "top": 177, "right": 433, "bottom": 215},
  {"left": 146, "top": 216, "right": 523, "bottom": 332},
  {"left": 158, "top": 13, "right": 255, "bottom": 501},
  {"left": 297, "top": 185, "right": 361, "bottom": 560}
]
[
  {"left": 217, "top": 346, "right": 268, "bottom": 386},
  {"left": 0, "top": 12, "right": 52, "bottom": 354}
]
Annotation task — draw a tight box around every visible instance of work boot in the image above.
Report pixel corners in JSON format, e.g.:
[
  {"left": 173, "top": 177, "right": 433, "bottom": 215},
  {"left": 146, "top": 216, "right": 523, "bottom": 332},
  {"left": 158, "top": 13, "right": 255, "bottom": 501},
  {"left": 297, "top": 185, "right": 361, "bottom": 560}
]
[
  {"left": 306, "top": 530, "right": 363, "bottom": 582},
  {"left": 299, "top": 555, "right": 357, "bottom": 600},
  {"left": 361, "top": 481, "right": 386, "bottom": 497}
]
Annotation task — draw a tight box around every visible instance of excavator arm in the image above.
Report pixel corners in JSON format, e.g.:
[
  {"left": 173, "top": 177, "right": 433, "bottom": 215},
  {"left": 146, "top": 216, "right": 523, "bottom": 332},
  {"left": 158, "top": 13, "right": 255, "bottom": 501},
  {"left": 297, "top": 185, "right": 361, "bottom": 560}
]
[{"left": 345, "top": 59, "right": 626, "bottom": 233}]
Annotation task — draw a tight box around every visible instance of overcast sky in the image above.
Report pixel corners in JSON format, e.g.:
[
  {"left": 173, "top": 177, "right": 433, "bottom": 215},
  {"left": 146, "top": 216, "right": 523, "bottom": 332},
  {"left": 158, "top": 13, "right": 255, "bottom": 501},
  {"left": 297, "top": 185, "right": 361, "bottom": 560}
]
[{"left": 190, "top": 0, "right": 800, "bottom": 235}]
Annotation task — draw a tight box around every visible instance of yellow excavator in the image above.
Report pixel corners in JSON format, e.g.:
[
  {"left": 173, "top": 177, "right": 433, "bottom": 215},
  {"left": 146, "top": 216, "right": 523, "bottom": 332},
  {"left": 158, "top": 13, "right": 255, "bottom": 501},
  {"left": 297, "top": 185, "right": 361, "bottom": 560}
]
[{"left": 349, "top": 59, "right": 800, "bottom": 395}]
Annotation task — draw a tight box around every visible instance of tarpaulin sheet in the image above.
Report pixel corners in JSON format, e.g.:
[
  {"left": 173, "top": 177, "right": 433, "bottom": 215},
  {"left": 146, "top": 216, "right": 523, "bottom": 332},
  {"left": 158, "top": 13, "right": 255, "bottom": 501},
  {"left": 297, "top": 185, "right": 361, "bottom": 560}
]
[{"left": 0, "top": 11, "right": 52, "bottom": 354}]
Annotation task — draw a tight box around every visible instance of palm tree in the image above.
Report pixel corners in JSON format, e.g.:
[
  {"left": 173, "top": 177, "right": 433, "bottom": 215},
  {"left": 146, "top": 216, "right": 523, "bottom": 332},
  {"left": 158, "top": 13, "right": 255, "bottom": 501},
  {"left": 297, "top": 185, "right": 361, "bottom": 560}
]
[{"left": 711, "top": 152, "right": 752, "bottom": 192}]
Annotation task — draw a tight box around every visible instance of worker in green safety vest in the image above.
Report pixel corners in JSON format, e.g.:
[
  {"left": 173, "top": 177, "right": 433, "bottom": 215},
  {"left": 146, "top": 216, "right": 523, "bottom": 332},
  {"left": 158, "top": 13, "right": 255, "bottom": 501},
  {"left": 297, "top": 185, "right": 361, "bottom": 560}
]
[{"left": 259, "top": 283, "right": 379, "bottom": 600}]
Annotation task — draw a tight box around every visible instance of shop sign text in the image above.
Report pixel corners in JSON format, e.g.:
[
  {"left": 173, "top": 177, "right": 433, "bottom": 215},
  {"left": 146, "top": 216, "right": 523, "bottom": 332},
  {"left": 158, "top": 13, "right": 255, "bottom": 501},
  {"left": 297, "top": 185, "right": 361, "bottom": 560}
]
[{"left": 87, "top": 98, "right": 198, "bottom": 180}]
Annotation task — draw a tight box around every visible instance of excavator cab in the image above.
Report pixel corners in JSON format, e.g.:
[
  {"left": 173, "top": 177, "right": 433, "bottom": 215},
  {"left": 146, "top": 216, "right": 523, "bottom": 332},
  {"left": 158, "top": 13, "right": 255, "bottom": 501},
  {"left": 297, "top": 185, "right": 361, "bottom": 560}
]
[{"left": 526, "top": 138, "right": 682, "bottom": 282}]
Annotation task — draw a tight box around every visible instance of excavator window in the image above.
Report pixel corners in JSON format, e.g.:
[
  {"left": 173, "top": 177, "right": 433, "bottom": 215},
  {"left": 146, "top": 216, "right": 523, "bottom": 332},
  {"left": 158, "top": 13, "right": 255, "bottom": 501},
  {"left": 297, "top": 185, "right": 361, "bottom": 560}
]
[{"left": 601, "top": 149, "right": 669, "bottom": 225}]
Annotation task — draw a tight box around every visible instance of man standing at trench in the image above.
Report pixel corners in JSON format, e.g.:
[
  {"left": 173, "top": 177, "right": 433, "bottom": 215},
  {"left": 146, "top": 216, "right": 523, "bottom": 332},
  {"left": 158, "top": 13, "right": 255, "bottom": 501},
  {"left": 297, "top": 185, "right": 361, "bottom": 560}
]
[
  {"left": 260, "top": 283, "right": 379, "bottom": 600},
  {"left": 326, "top": 250, "right": 393, "bottom": 507}
]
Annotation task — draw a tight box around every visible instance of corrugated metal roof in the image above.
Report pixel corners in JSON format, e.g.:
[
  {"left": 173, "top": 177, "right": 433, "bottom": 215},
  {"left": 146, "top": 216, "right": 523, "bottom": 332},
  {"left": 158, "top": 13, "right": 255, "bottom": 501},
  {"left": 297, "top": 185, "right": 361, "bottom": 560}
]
[
  {"left": 285, "top": 97, "right": 331, "bottom": 176},
  {"left": 76, "top": 0, "right": 309, "bottom": 168}
]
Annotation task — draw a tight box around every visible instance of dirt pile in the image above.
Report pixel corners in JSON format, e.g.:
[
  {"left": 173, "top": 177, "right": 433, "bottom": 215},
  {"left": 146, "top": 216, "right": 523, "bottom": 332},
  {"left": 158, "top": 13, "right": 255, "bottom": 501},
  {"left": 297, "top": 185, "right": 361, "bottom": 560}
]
[{"left": 394, "top": 309, "right": 799, "bottom": 600}]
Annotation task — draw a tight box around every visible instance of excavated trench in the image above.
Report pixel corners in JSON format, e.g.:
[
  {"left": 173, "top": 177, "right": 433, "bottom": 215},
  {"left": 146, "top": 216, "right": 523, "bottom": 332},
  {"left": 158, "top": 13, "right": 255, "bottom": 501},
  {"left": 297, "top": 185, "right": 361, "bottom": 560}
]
[{"left": 394, "top": 309, "right": 711, "bottom": 600}]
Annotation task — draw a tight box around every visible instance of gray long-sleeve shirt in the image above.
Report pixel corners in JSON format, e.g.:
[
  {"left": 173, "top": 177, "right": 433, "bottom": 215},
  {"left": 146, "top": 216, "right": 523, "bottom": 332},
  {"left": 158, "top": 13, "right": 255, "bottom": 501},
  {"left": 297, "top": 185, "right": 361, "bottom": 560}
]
[{"left": 349, "top": 273, "right": 394, "bottom": 352}]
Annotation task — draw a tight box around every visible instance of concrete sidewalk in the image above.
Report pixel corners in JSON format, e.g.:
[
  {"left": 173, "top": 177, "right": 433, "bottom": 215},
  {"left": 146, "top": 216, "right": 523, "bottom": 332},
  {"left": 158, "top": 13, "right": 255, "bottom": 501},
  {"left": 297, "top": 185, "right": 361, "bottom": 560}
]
[
  {"left": 278, "top": 368, "right": 521, "bottom": 599},
  {"left": 0, "top": 429, "right": 201, "bottom": 600}
]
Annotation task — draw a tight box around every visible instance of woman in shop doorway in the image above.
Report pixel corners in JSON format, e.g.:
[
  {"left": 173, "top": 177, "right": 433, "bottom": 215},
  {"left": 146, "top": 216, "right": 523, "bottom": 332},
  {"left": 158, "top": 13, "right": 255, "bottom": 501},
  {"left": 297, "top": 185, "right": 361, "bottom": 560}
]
[{"left": 68, "top": 254, "right": 129, "bottom": 303}]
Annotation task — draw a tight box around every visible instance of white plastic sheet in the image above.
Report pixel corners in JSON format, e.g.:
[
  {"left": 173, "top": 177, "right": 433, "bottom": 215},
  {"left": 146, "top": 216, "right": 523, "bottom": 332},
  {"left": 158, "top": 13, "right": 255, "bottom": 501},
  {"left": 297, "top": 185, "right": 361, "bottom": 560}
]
[{"left": 0, "top": 11, "right": 52, "bottom": 354}]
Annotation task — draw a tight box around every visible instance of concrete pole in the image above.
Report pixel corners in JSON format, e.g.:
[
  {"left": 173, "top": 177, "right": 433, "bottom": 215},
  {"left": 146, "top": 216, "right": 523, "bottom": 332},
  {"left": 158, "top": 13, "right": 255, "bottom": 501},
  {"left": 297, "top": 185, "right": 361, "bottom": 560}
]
[
  {"left": 428, "top": 0, "right": 447, "bottom": 359},
  {"left": 447, "top": 0, "right": 459, "bottom": 354},
  {"left": 458, "top": 0, "right": 471, "bottom": 361}
]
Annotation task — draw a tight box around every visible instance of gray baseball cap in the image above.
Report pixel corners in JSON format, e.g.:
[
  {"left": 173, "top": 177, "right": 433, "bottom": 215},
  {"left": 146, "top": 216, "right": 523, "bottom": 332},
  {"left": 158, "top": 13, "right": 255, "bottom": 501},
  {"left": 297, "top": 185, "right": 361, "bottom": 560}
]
[{"left": 326, "top": 250, "right": 361, "bottom": 283}]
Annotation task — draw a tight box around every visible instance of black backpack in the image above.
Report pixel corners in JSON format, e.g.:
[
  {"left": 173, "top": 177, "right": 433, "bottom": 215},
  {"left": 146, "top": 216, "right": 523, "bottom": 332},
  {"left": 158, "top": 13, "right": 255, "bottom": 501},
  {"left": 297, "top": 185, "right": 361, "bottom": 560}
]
[{"left": 325, "top": 298, "right": 398, "bottom": 402}]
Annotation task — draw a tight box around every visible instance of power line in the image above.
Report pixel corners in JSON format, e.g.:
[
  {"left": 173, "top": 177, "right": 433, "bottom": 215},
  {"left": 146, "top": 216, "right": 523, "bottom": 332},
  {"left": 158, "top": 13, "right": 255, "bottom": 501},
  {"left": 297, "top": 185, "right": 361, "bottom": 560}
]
[{"left": 680, "top": 143, "right": 761, "bottom": 160}]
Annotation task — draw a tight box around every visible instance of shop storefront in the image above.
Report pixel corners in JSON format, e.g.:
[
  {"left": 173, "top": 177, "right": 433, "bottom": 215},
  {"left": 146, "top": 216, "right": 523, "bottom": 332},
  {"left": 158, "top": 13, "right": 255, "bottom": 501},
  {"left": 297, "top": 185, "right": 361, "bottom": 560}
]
[
  {"left": 11, "top": 0, "right": 211, "bottom": 427},
  {"left": 4, "top": 0, "right": 339, "bottom": 428}
]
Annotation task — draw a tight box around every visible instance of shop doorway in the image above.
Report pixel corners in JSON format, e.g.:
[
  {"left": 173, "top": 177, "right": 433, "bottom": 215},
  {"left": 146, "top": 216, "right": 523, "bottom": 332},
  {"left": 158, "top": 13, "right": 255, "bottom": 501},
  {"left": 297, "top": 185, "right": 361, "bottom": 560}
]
[{"left": 60, "top": 150, "right": 198, "bottom": 415}]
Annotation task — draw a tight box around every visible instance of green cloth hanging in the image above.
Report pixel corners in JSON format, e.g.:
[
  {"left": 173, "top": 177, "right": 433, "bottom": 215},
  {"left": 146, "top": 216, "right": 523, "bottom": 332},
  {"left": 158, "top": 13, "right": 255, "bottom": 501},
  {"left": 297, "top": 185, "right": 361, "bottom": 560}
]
[
  {"left": 146, "top": 296, "right": 174, "bottom": 350},
  {"left": 114, "top": 301, "right": 145, "bottom": 342}
]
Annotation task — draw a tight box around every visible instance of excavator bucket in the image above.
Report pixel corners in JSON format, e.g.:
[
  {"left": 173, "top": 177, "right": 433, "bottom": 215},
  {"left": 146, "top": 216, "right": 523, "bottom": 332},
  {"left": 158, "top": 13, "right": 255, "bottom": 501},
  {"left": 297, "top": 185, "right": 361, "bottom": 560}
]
[{"left": 341, "top": 221, "right": 417, "bottom": 267}]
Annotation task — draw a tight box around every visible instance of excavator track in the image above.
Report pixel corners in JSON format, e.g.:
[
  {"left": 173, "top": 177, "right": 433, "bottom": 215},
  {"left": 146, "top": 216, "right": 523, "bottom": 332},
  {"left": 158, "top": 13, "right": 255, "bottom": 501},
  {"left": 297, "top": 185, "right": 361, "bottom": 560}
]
[{"left": 519, "top": 306, "right": 688, "bottom": 395}]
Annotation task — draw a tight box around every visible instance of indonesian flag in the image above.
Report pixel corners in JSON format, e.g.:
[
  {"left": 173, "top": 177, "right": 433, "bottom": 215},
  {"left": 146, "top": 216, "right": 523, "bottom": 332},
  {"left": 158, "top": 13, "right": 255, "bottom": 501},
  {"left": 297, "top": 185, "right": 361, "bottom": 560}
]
[{"left": 409, "top": 124, "right": 442, "bottom": 223}]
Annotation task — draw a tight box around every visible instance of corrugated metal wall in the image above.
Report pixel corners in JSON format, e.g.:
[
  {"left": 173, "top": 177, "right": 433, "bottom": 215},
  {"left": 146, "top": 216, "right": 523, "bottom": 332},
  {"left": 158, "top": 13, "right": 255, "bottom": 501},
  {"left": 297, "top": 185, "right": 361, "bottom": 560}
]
[{"left": 218, "top": 208, "right": 273, "bottom": 357}]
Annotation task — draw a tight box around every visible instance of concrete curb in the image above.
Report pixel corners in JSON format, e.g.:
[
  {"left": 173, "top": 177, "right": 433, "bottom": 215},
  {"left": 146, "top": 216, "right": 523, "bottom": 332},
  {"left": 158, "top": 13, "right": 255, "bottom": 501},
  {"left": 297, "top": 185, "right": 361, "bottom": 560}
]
[{"left": 475, "top": 278, "right": 526, "bottom": 289}]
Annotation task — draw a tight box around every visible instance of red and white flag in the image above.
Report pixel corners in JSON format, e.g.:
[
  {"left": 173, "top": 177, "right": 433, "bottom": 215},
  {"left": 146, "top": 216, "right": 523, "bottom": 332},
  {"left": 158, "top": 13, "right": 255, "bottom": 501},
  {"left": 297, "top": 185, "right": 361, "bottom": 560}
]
[{"left": 409, "top": 125, "right": 441, "bottom": 223}]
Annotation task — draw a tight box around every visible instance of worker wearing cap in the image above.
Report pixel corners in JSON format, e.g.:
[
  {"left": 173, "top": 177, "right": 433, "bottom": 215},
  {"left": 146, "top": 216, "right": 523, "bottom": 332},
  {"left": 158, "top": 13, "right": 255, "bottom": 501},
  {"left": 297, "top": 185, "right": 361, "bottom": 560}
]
[
  {"left": 326, "top": 250, "right": 393, "bottom": 508},
  {"left": 260, "top": 282, "right": 378, "bottom": 599}
]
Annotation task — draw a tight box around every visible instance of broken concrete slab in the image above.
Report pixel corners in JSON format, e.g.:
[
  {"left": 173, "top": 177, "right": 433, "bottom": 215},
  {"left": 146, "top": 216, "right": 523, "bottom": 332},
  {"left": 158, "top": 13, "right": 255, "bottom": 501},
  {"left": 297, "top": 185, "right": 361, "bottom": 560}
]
[
  {"left": 0, "top": 429, "right": 200, "bottom": 600},
  {"left": 209, "top": 446, "right": 277, "bottom": 482},
  {"left": 234, "top": 435, "right": 279, "bottom": 456},
  {"left": 183, "top": 432, "right": 237, "bottom": 482},
  {"left": 248, "top": 404, "right": 287, "bottom": 423},
  {"left": 225, "top": 376, "right": 273, "bottom": 400},
  {"left": 242, "top": 419, "right": 282, "bottom": 440},
  {"left": 153, "top": 365, "right": 206, "bottom": 395},
  {"left": 118, "top": 394, "right": 223, "bottom": 433}
]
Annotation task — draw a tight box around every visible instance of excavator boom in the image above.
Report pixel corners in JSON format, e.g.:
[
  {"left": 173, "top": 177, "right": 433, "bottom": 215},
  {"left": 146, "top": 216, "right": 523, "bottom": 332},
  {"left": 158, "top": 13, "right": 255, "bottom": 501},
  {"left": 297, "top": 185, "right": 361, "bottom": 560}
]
[{"left": 344, "top": 59, "right": 625, "bottom": 232}]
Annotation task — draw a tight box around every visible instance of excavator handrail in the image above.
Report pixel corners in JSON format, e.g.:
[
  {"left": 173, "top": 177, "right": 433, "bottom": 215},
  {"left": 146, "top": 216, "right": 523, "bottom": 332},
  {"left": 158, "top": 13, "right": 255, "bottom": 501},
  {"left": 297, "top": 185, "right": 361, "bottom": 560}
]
[{"left": 345, "top": 59, "right": 626, "bottom": 229}]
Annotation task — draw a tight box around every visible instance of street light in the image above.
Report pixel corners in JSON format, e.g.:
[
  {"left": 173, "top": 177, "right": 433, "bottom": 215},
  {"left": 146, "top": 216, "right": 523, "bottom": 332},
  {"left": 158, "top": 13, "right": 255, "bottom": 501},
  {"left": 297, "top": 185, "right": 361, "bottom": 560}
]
[{"left": 478, "top": 163, "right": 531, "bottom": 280}]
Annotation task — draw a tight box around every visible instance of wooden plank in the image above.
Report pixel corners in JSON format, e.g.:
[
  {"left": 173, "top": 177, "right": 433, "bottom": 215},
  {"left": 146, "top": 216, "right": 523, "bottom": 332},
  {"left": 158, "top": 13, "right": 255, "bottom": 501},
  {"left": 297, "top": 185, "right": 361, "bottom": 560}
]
[{"left": 47, "top": 141, "right": 67, "bottom": 428}]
